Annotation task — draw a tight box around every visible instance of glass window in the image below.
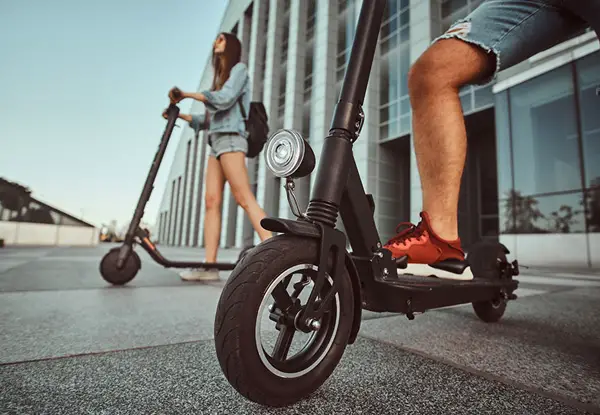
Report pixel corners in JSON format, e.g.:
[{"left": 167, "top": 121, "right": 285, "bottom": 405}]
[
  {"left": 510, "top": 64, "right": 582, "bottom": 196},
  {"left": 498, "top": 197, "right": 513, "bottom": 234},
  {"left": 474, "top": 84, "right": 494, "bottom": 109},
  {"left": 338, "top": 20, "right": 347, "bottom": 53},
  {"left": 381, "top": 32, "right": 398, "bottom": 55},
  {"left": 388, "top": 101, "right": 400, "bottom": 123},
  {"left": 399, "top": 9, "right": 409, "bottom": 27},
  {"left": 442, "top": 0, "right": 468, "bottom": 18},
  {"left": 584, "top": 188, "right": 600, "bottom": 232},
  {"left": 575, "top": 51, "right": 600, "bottom": 190},
  {"left": 400, "top": 96, "right": 411, "bottom": 115},
  {"left": 380, "top": 104, "right": 390, "bottom": 124},
  {"left": 379, "top": 60, "right": 390, "bottom": 106},
  {"left": 389, "top": 119, "right": 400, "bottom": 138},
  {"left": 460, "top": 92, "right": 472, "bottom": 113},
  {"left": 494, "top": 91, "right": 514, "bottom": 199},
  {"left": 399, "top": 44, "right": 410, "bottom": 98},
  {"left": 380, "top": 123, "right": 388, "bottom": 139},
  {"left": 501, "top": 191, "right": 585, "bottom": 234},
  {"left": 400, "top": 114, "right": 411, "bottom": 136},
  {"left": 400, "top": 25, "right": 410, "bottom": 43},
  {"left": 388, "top": 48, "right": 400, "bottom": 102}
]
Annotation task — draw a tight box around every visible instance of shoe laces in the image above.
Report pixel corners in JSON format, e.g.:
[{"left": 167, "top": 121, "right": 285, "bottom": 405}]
[{"left": 386, "top": 221, "right": 426, "bottom": 246}]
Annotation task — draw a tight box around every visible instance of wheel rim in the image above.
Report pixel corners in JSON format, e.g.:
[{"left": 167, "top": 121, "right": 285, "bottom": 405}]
[{"left": 255, "top": 263, "right": 340, "bottom": 379}]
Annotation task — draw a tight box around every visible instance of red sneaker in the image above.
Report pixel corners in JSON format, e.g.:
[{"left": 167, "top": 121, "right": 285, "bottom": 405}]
[{"left": 383, "top": 212, "right": 472, "bottom": 280}]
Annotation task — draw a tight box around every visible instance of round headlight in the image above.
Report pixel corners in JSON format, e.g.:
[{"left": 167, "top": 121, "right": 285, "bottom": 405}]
[{"left": 264, "top": 129, "right": 307, "bottom": 178}]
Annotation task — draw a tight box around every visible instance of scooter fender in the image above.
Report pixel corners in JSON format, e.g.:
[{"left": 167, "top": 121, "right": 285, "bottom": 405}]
[{"left": 260, "top": 217, "right": 363, "bottom": 344}]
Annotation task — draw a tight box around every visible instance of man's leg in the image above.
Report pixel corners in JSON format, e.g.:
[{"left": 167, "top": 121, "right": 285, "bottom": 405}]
[
  {"left": 385, "top": 0, "right": 588, "bottom": 277},
  {"left": 409, "top": 38, "right": 495, "bottom": 242}
]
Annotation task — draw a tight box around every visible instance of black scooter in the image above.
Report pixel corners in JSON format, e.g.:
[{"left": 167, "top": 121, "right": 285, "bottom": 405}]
[
  {"left": 99, "top": 104, "right": 253, "bottom": 285},
  {"left": 212, "top": 0, "right": 520, "bottom": 408}
]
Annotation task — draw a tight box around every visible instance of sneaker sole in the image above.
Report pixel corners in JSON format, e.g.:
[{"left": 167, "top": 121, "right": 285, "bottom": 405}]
[{"left": 398, "top": 264, "right": 474, "bottom": 281}]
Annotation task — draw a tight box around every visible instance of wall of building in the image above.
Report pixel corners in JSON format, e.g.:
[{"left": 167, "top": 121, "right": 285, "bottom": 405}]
[
  {"left": 0, "top": 222, "right": 99, "bottom": 247},
  {"left": 493, "top": 35, "right": 600, "bottom": 269},
  {"left": 155, "top": 0, "right": 600, "bottom": 269}
]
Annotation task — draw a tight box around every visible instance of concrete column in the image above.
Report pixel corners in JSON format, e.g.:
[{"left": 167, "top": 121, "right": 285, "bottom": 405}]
[
  {"left": 242, "top": 0, "right": 268, "bottom": 247},
  {"left": 221, "top": 185, "right": 233, "bottom": 248},
  {"left": 279, "top": 0, "right": 309, "bottom": 218},
  {"left": 255, "top": 0, "right": 285, "bottom": 245},
  {"left": 308, "top": 0, "right": 338, "bottom": 196}
]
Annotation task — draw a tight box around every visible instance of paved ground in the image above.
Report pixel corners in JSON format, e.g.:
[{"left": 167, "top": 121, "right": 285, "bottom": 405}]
[{"left": 1, "top": 243, "right": 599, "bottom": 414}]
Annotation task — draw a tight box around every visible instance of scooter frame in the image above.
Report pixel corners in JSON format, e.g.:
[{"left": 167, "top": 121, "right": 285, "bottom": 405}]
[
  {"left": 258, "top": 0, "right": 519, "bottom": 336},
  {"left": 100, "top": 104, "right": 246, "bottom": 285}
]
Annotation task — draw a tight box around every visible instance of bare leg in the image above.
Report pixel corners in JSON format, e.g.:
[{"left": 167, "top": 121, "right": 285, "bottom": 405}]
[
  {"left": 219, "top": 152, "right": 272, "bottom": 242},
  {"left": 204, "top": 156, "right": 226, "bottom": 262},
  {"left": 408, "top": 38, "right": 495, "bottom": 240}
]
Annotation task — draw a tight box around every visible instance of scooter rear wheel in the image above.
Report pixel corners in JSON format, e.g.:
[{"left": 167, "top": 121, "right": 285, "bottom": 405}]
[
  {"left": 99, "top": 247, "right": 140, "bottom": 286},
  {"left": 214, "top": 235, "right": 354, "bottom": 407},
  {"left": 468, "top": 241, "right": 510, "bottom": 322}
]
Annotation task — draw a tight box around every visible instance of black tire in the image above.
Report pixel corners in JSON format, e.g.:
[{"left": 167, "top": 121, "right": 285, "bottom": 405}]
[
  {"left": 236, "top": 245, "right": 254, "bottom": 263},
  {"left": 472, "top": 297, "right": 507, "bottom": 323},
  {"left": 468, "top": 241, "right": 509, "bottom": 323},
  {"left": 214, "top": 235, "right": 354, "bottom": 407},
  {"left": 99, "top": 247, "right": 140, "bottom": 286}
]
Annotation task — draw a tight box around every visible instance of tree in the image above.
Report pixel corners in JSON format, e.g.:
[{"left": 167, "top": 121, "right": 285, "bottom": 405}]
[
  {"left": 504, "top": 189, "right": 546, "bottom": 233},
  {"left": 547, "top": 205, "right": 582, "bottom": 233}
]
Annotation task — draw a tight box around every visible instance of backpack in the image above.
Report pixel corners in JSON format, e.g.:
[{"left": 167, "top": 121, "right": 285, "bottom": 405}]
[{"left": 237, "top": 99, "right": 269, "bottom": 158}]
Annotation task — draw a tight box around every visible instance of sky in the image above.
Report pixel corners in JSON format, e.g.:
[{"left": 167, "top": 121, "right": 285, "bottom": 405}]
[{"left": 0, "top": 0, "right": 228, "bottom": 229}]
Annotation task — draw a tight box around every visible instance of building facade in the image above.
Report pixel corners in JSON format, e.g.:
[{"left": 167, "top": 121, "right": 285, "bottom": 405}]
[
  {"left": 155, "top": 0, "right": 600, "bottom": 269},
  {"left": 0, "top": 177, "right": 99, "bottom": 246}
]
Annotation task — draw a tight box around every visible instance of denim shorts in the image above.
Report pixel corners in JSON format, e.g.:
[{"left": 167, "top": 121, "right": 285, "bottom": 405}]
[
  {"left": 208, "top": 133, "right": 248, "bottom": 159},
  {"left": 433, "top": 0, "right": 599, "bottom": 85}
]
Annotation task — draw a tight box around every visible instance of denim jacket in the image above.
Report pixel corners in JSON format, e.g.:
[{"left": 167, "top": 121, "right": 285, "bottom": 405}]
[{"left": 188, "top": 62, "right": 250, "bottom": 138}]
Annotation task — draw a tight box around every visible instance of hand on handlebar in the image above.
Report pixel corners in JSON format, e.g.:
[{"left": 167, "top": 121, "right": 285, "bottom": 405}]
[
  {"left": 162, "top": 108, "right": 192, "bottom": 123},
  {"left": 169, "top": 87, "right": 185, "bottom": 104}
]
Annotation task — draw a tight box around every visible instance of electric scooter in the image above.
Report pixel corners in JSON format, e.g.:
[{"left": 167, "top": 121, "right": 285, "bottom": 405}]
[
  {"left": 213, "top": 0, "right": 519, "bottom": 408},
  {"left": 99, "top": 104, "right": 253, "bottom": 286}
]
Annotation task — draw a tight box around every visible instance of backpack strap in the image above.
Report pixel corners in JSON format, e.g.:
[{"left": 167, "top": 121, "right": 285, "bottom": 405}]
[{"left": 237, "top": 96, "right": 247, "bottom": 120}]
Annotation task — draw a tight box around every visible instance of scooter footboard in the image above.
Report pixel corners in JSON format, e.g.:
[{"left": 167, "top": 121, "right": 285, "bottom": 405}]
[{"left": 260, "top": 217, "right": 321, "bottom": 238}]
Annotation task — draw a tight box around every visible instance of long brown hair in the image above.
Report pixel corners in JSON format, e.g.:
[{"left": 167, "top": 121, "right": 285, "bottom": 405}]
[{"left": 211, "top": 32, "right": 242, "bottom": 91}]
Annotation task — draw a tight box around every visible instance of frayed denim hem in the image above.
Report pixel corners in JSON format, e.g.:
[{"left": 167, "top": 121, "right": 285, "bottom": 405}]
[{"left": 431, "top": 18, "right": 502, "bottom": 87}]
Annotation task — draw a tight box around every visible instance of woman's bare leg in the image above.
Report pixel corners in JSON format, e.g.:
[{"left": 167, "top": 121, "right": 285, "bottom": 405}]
[
  {"left": 219, "top": 152, "right": 272, "bottom": 242},
  {"left": 203, "top": 155, "right": 226, "bottom": 262}
]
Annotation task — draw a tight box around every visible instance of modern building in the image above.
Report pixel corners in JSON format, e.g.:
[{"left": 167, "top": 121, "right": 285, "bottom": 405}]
[
  {"left": 155, "top": 0, "right": 600, "bottom": 269},
  {"left": 0, "top": 177, "right": 99, "bottom": 246}
]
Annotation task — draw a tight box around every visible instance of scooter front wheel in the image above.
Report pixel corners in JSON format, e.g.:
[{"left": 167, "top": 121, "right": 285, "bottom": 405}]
[{"left": 214, "top": 235, "right": 354, "bottom": 407}]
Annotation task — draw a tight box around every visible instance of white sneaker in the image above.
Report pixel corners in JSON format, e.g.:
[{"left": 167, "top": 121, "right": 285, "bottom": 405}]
[{"left": 179, "top": 268, "right": 220, "bottom": 281}]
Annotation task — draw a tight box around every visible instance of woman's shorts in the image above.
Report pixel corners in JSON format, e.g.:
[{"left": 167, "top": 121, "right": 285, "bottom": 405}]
[
  {"left": 209, "top": 133, "right": 248, "bottom": 159},
  {"left": 432, "top": 0, "right": 596, "bottom": 85}
]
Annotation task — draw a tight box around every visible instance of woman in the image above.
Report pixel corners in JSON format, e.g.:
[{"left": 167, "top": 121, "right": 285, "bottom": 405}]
[{"left": 166, "top": 32, "right": 272, "bottom": 281}]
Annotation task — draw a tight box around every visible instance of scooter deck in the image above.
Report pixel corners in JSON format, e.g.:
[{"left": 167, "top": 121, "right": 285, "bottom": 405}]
[
  {"left": 137, "top": 235, "right": 238, "bottom": 270},
  {"left": 362, "top": 269, "right": 518, "bottom": 314},
  {"left": 386, "top": 273, "right": 513, "bottom": 288}
]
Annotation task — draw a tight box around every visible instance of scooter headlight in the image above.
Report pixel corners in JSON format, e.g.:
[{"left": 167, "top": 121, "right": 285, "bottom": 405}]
[{"left": 264, "top": 129, "right": 315, "bottom": 179}]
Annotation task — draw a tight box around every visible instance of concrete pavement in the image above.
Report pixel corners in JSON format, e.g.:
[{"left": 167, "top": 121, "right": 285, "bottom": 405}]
[{"left": 1, "top": 244, "right": 599, "bottom": 414}]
